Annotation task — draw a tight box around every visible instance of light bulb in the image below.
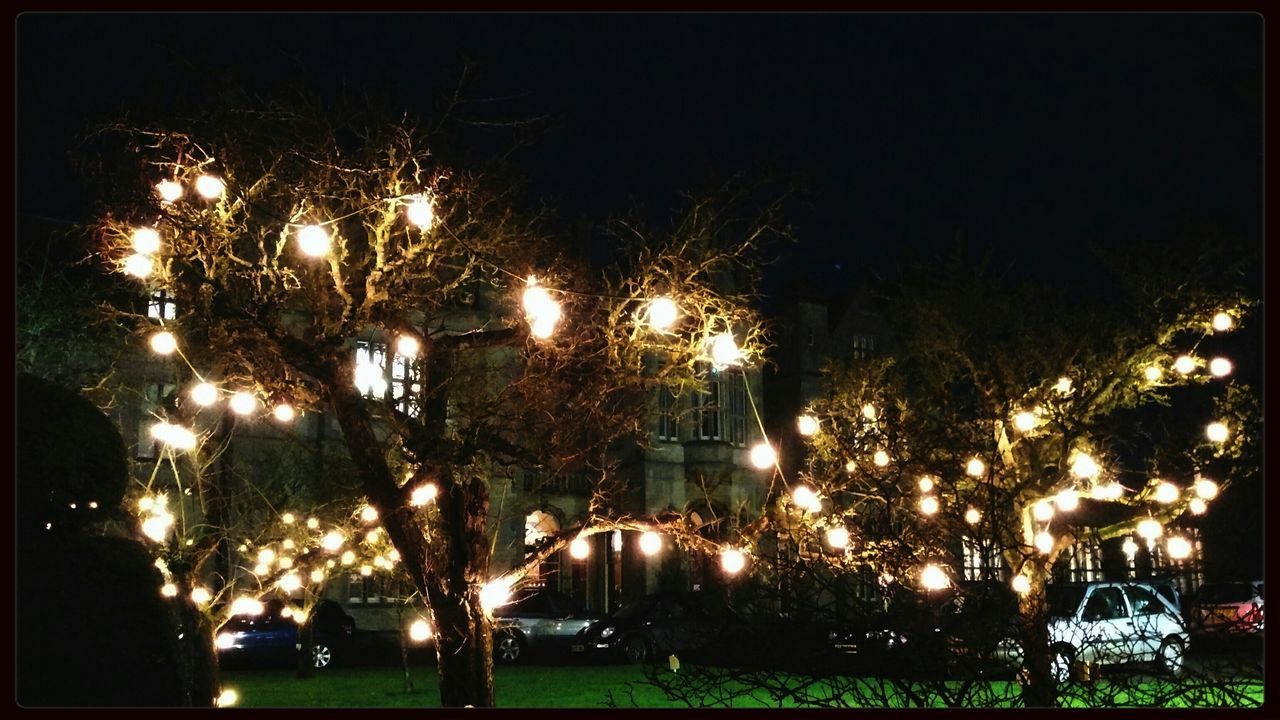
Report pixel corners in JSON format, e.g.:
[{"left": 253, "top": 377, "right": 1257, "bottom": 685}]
[
  {"left": 1122, "top": 537, "right": 1139, "bottom": 557},
  {"left": 191, "top": 587, "right": 212, "bottom": 605},
  {"left": 306, "top": 517, "right": 320, "bottom": 529},
  {"left": 216, "top": 689, "right": 239, "bottom": 707},
  {"left": 406, "top": 196, "right": 435, "bottom": 229},
  {"left": 1034, "top": 531, "right": 1055, "bottom": 554},
  {"left": 919, "top": 496, "right": 939, "bottom": 515},
  {"left": 646, "top": 297, "right": 679, "bottom": 331},
  {"left": 272, "top": 404, "right": 295, "bottom": 422},
  {"left": 872, "top": 450, "right": 890, "bottom": 467},
  {"left": 1144, "top": 365, "right": 1163, "bottom": 382},
  {"left": 1193, "top": 478, "right": 1218, "bottom": 500},
  {"left": 257, "top": 548, "right": 276, "bottom": 565},
  {"left": 410, "top": 484, "right": 439, "bottom": 506},
  {"left": 845, "top": 460, "right": 857, "bottom": 473},
  {"left": 195, "top": 174, "right": 225, "bottom": 199},
  {"left": 720, "top": 548, "right": 746, "bottom": 575},
  {"left": 1032, "top": 500, "right": 1054, "bottom": 522},
  {"left": 480, "top": 578, "right": 514, "bottom": 613},
  {"left": 190, "top": 382, "right": 219, "bottom": 407},
  {"left": 966, "top": 457, "right": 986, "bottom": 477},
  {"left": 749, "top": 442, "right": 777, "bottom": 470},
  {"left": 1188, "top": 498, "right": 1207, "bottom": 515},
  {"left": 409, "top": 619, "right": 433, "bottom": 642},
  {"left": 229, "top": 392, "right": 257, "bottom": 416},
  {"left": 826, "top": 526, "right": 850, "bottom": 548},
  {"left": 920, "top": 564, "right": 950, "bottom": 591},
  {"left": 297, "top": 225, "right": 331, "bottom": 257},
  {"left": 1153, "top": 481, "right": 1179, "bottom": 504},
  {"left": 1209, "top": 358, "right": 1232, "bottom": 377},
  {"left": 1174, "top": 355, "right": 1197, "bottom": 375},
  {"left": 918, "top": 476, "right": 935, "bottom": 493},
  {"left": 570, "top": 537, "right": 590, "bottom": 560},
  {"left": 1013, "top": 411, "right": 1037, "bottom": 432},
  {"left": 397, "top": 335, "right": 420, "bottom": 358},
  {"left": 1054, "top": 377, "right": 1073, "bottom": 395},
  {"left": 1056, "top": 489, "right": 1080, "bottom": 512},
  {"left": 709, "top": 333, "right": 742, "bottom": 367},
  {"left": 792, "top": 486, "right": 821, "bottom": 513},
  {"left": 1137, "top": 519, "right": 1163, "bottom": 540},
  {"left": 322, "top": 531, "right": 344, "bottom": 552},
  {"left": 360, "top": 505, "right": 379, "bottom": 523},
  {"left": 1167, "top": 536, "right": 1192, "bottom": 560},
  {"left": 150, "top": 331, "right": 178, "bottom": 355},
  {"left": 230, "top": 597, "right": 264, "bottom": 617},
  {"left": 132, "top": 227, "right": 162, "bottom": 255},
  {"left": 1070, "top": 453, "right": 1100, "bottom": 480},
  {"left": 522, "top": 282, "right": 556, "bottom": 318},
  {"left": 1206, "top": 422, "right": 1229, "bottom": 443},
  {"left": 861, "top": 404, "right": 878, "bottom": 421},
  {"left": 639, "top": 531, "right": 662, "bottom": 556},
  {"left": 155, "top": 179, "right": 183, "bottom": 203},
  {"left": 123, "top": 253, "right": 155, "bottom": 278},
  {"left": 796, "top": 414, "right": 820, "bottom": 437},
  {"left": 161, "top": 583, "right": 178, "bottom": 598},
  {"left": 278, "top": 574, "right": 302, "bottom": 593},
  {"left": 1212, "top": 312, "right": 1234, "bottom": 332},
  {"left": 310, "top": 569, "right": 326, "bottom": 583},
  {"left": 360, "top": 564, "right": 373, "bottom": 577},
  {"left": 1012, "top": 575, "right": 1031, "bottom": 594},
  {"left": 340, "top": 550, "right": 355, "bottom": 565},
  {"left": 964, "top": 508, "right": 981, "bottom": 524}
]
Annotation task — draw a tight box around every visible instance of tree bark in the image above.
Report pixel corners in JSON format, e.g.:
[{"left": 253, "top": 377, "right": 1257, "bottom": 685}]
[
  {"left": 1017, "top": 562, "right": 1057, "bottom": 708},
  {"left": 296, "top": 616, "right": 316, "bottom": 679}
]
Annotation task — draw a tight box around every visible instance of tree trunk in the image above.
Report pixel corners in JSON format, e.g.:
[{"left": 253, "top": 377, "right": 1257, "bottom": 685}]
[
  {"left": 428, "top": 586, "right": 495, "bottom": 707},
  {"left": 296, "top": 616, "right": 316, "bottom": 679},
  {"left": 1017, "top": 562, "right": 1057, "bottom": 708}
]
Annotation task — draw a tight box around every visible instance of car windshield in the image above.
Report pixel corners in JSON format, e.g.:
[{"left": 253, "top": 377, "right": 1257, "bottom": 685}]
[
  {"left": 612, "top": 597, "right": 657, "bottom": 622},
  {"left": 1200, "top": 584, "right": 1255, "bottom": 604},
  {"left": 1047, "top": 586, "right": 1086, "bottom": 618}
]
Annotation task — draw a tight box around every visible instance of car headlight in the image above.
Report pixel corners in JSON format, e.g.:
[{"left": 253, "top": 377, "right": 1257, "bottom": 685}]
[
  {"left": 600, "top": 626, "right": 616, "bottom": 639},
  {"left": 215, "top": 632, "right": 236, "bottom": 649}
]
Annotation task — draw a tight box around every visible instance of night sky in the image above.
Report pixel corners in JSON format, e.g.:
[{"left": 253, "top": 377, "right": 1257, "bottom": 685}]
[{"left": 16, "top": 13, "right": 1263, "bottom": 576}]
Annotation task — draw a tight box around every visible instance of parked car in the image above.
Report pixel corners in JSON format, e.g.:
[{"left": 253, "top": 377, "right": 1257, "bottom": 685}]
[
  {"left": 573, "top": 591, "right": 740, "bottom": 664},
  {"left": 216, "top": 598, "right": 356, "bottom": 670},
  {"left": 491, "top": 589, "right": 599, "bottom": 663},
  {"left": 1192, "top": 581, "right": 1264, "bottom": 636},
  {"left": 1036, "top": 582, "right": 1189, "bottom": 682}
]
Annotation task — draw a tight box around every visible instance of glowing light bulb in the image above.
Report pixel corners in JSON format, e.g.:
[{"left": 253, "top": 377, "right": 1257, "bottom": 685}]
[
  {"left": 845, "top": 460, "right": 857, "bottom": 473},
  {"left": 1013, "top": 411, "right": 1037, "bottom": 433},
  {"left": 191, "top": 587, "right": 212, "bottom": 605},
  {"left": 919, "top": 496, "right": 939, "bottom": 515},
  {"left": 920, "top": 564, "right": 950, "bottom": 591},
  {"left": 1055, "top": 489, "right": 1080, "bottom": 512},
  {"left": 1034, "top": 531, "right": 1055, "bottom": 554},
  {"left": 918, "top": 476, "right": 935, "bottom": 493},
  {"left": 570, "top": 537, "right": 590, "bottom": 560},
  {"left": 791, "top": 486, "right": 822, "bottom": 513},
  {"left": 709, "top": 333, "right": 742, "bottom": 367},
  {"left": 1174, "top": 355, "right": 1197, "bottom": 375},
  {"left": 297, "top": 225, "right": 331, "bottom": 257},
  {"left": 156, "top": 180, "right": 183, "bottom": 203},
  {"left": 1032, "top": 500, "right": 1054, "bottom": 521},
  {"left": 132, "top": 227, "right": 162, "bottom": 255},
  {"left": 161, "top": 583, "right": 178, "bottom": 598},
  {"left": 272, "top": 404, "right": 295, "bottom": 422},
  {"left": 405, "top": 196, "right": 435, "bottom": 228},
  {"left": 190, "top": 382, "right": 219, "bottom": 407},
  {"left": 282, "top": 538, "right": 296, "bottom": 550},
  {"left": 1012, "top": 575, "right": 1031, "bottom": 594},
  {"left": 396, "top": 335, "right": 420, "bottom": 358},
  {"left": 365, "top": 529, "right": 381, "bottom": 544},
  {"left": 646, "top": 297, "right": 679, "bottom": 331},
  {"left": 195, "top": 174, "right": 225, "bottom": 199},
  {"left": 1205, "top": 422, "right": 1229, "bottom": 443},
  {"left": 310, "top": 569, "right": 326, "bottom": 584},
  {"left": 410, "top": 484, "right": 439, "bottom": 506},
  {"left": 1122, "top": 537, "right": 1139, "bottom": 557},
  {"left": 1188, "top": 498, "right": 1207, "bottom": 515},
  {"left": 150, "top": 331, "right": 178, "bottom": 355},
  {"left": 123, "top": 253, "right": 155, "bottom": 278},
  {"left": 1212, "top": 312, "right": 1234, "bottom": 332},
  {"left": 480, "top": 577, "right": 514, "bottom": 613},
  {"left": 639, "top": 531, "right": 662, "bottom": 556},
  {"left": 306, "top": 517, "right": 320, "bottom": 530},
  {"left": 256, "top": 548, "right": 276, "bottom": 565},
  {"left": 230, "top": 597, "right": 264, "bottom": 618},
  {"left": 796, "top": 414, "right": 820, "bottom": 437},
  {"left": 1194, "top": 478, "right": 1219, "bottom": 500},
  {"left": 861, "top": 404, "right": 878, "bottom": 421},
  {"left": 749, "top": 442, "right": 777, "bottom": 470},
  {"left": 388, "top": 549, "right": 400, "bottom": 562},
  {"left": 1144, "top": 365, "right": 1163, "bottom": 382},
  {"left": 409, "top": 619, "right": 433, "bottom": 642},
  {"left": 340, "top": 550, "right": 355, "bottom": 565},
  {"left": 216, "top": 688, "right": 239, "bottom": 707},
  {"left": 322, "top": 531, "right": 344, "bottom": 552},
  {"left": 872, "top": 450, "right": 890, "bottom": 467},
  {"left": 720, "top": 548, "right": 746, "bottom": 575},
  {"left": 359, "top": 564, "right": 373, "bottom": 577},
  {"left": 826, "top": 526, "right": 850, "bottom": 549},
  {"left": 522, "top": 281, "right": 561, "bottom": 338},
  {"left": 141, "top": 515, "right": 173, "bottom": 542},
  {"left": 966, "top": 458, "right": 986, "bottom": 477},
  {"left": 1137, "top": 519, "right": 1163, "bottom": 540},
  {"left": 228, "top": 392, "right": 256, "bottom": 416},
  {"left": 360, "top": 505, "right": 379, "bottom": 523},
  {"left": 1153, "top": 481, "right": 1179, "bottom": 504},
  {"left": 278, "top": 574, "right": 302, "bottom": 593},
  {"left": 964, "top": 508, "right": 981, "bottom": 524},
  {"left": 1209, "top": 358, "right": 1232, "bottom": 378},
  {"left": 277, "top": 556, "right": 293, "bottom": 569},
  {"left": 1070, "top": 453, "right": 1100, "bottom": 480},
  {"left": 1054, "top": 377, "right": 1073, "bottom": 395},
  {"left": 1167, "top": 536, "right": 1192, "bottom": 560}
]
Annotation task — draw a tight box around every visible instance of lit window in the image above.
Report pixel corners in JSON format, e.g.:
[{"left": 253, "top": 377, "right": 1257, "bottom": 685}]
[
  {"left": 148, "top": 290, "right": 177, "bottom": 321},
  {"left": 962, "top": 536, "right": 1001, "bottom": 582},
  {"left": 355, "top": 339, "right": 421, "bottom": 417}
]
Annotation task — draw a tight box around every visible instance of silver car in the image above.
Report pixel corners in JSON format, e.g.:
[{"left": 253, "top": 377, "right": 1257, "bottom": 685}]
[
  {"left": 1043, "top": 582, "right": 1189, "bottom": 682},
  {"left": 492, "top": 589, "right": 599, "bottom": 663}
]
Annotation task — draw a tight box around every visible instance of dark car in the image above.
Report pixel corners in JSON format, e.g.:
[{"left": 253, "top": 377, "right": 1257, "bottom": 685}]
[
  {"left": 574, "top": 591, "right": 740, "bottom": 664},
  {"left": 216, "top": 598, "right": 356, "bottom": 669},
  {"left": 491, "top": 589, "right": 599, "bottom": 663},
  {"left": 1192, "top": 581, "right": 1264, "bottom": 636}
]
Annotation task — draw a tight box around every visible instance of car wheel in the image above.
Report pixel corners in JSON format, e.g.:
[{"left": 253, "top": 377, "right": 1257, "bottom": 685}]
[
  {"left": 1158, "top": 637, "right": 1185, "bottom": 678},
  {"left": 311, "top": 642, "right": 334, "bottom": 669},
  {"left": 1050, "top": 645, "right": 1075, "bottom": 684},
  {"left": 495, "top": 631, "right": 524, "bottom": 664},
  {"left": 623, "top": 635, "right": 650, "bottom": 665}
]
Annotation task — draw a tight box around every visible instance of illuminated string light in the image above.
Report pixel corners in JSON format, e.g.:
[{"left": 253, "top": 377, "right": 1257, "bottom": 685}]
[
  {"left": 872, "top": 450, "right": 890, "bottom": 467},
  {"left": 409, "top": 619, "right": 433, "bottom": 642},
  {"left": 1174, "top": 355, "right": 1197, "bottom": 375},
  {"left": 229, "top": 392, "right": 257, "bottom": 416},
  {"left": 397, "top": 335, "right": 420, "bottom": 358},
  {"left": 796, "top": 414, "right": 820, "bottom": 437},
  {"left": 709, "top": 333, "right": 742, "bottom": 368},
  {"left": 639, "top": 531, "right": 662, "bottom": 556},
  {"left": 156, "top": 180, "right": 183, "bottom": 203},
  {"left": 826, "top": 526, "right": 850, "bottom": 549},
  {"left": 322, "top": 531, "right": 345, "bottom": 552},
  {"left": 918, "top": 476, "right": 935, "bottom": 493},
  {"left": 405, "top": 196, "right": 435, "bottom": 229},
  {"left": 570, "top": 537, "right": 591, "bottom": 560},
  {"left": 297, "top": 225, "right": 331, "bottom": 257},
  {"left": 966, "top": 457, "right": 986, "bottom": 477},
  {"left": 195, "top": 174, "right": 225, "bottom": 199},
  {"left": 191, "top": 587, "right": 212, "bottom": 605},
  {"left": 306, "top": 517, "right": 320, "bottom": 530},
  {"left": 1122, "top": 537, "right": 1139, "bottom": 557},
  {"left": 230, "top": 597, "right": 264, "bottom": 616},
  {"left": 150, "top": 331, "right": 178, "bottom": 355},
  {"left": 277, "top": 556, "right": 293, "bottom": 569},
  {"left": 1194, "top": 478, "right": 1219, "bottom": 500},
  {"left": 1167, "top": 536, "right": 1192, "bottom": 560},
  {"left": 1205, "top": 422, "right": 1229, "bottom": 443},
  {"left": 1212, "top": 312, "right": 1234, "bottom": 332},
  {"left": 1144, "top": 365, "right": 1163, "bottom": 382},
  {"left": 920, "top": 564, "right": 950, "bottom": 590},
  {"left": 282, "top": 539, "right": 295, "bottom": 550},
  {"left": 720, "top": 548, "right": 746, "bottom": 575},
  {"left": 257, "top": 549, "right": 276, "bottom": 565},
  {"left": 844, "top": 460, "right": 857, "bottom": 473},
  {"left": 1054, "top": 377, "right": 1073, "bottom": 395},
  {"left": 123, "top": 254, "right": 155, "bottom": 278},
  {"left": 522, "top": 278, "right": 562, "bottom": 339},
  {"left": 359, "top": 564, "right": 373, "bottom": 577},
  {"left": 1137, "top": 518, "right": 1163, "bottom": 540},
  {"left": 1209, "top": 358, "right": 1232, "bottom": 377},
  {"left": 340, "top": 550, "right": 355, "bottom": 565},
  {"left": 1153, "top": 481, "right": 1179, "bottom": 504},
  {"left": 861, "top": 404, "right": 878, "bottom": 421},
  {"left": 1034, "top": 531, "right": 1055, "bottom": 554},
  {"left": 360, "top": 505, "right": 379, "bottom": 523},
  {"left": 191, "top": 382, "right": 219, "bottom": 407},
  {"left": 1013, "top": 411, "right": 1037, "bottom": 432},
  {"left": 278, "top": 574, "right": 302, "bottom": 593},
  {"left": 791, "top": 486, "right": 822, "bottom": 513},
  {"left": 272, "top": 404, "right": 295, "bottom": 422},
  {"left": 646, "top": 297, "right": 679, "bottom": 331},
  {"left": 1032, "top": 500, "right": 1054, "bottom": 522},
  {"left": 1188, "top": 498, "right": 1208, "bottom": 515},
  {"left": 964, "top": 508, "right": 981, "bottom": 524},
  {"left": 216, "top": 688, "right": 239, "bottom": 707},
  {"left": 919, "top": 496, "right": 939, "bottom": 515},
  {"left": 749, "top": 442, "right": 777, "bottom": 470},
  {"left": 410, "top": 483, "right": 439, "bottom": 506},
  {"left": 1055, "top": 489, "right": 1079, "bottom": 512},
  {"left": 310, "top": 569, "right": 325, "bottom": 584},
  {"left": 132, "top": 227, "right": 162, "bottom": 255},
  {"left": 1012, "top": 575, "right": 1031, "bottom": 594},
  {"left": 161, "top": 583, "right": 178, "bottom": 597},
  {"left": 480, "top": 577, "right": 514, "bottom": 613},
  {"left": 1070, "top": 453, "right": 1100, "bottom": 480}
]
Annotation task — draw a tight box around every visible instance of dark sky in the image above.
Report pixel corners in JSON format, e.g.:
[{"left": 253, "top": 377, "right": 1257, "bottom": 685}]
[{"left": 17, "top": 12, "right": 1262, "bottom": 291}]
